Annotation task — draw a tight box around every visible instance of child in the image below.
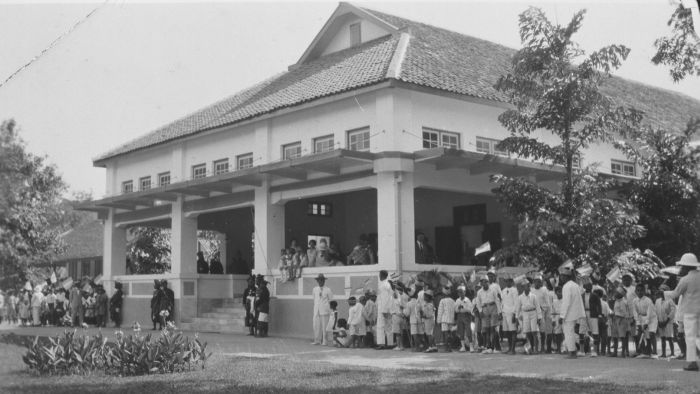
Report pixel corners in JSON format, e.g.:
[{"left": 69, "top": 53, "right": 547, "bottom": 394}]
[
  {"left": 595, "top": 289, "right": 610, "bottom": 356},
  {"left": 611, "top": 287, "right": 632, "bottom": 357},
  {"left": 516, "top": 279, "right": 542, "bottom": 354},
  {"left": 333, "top": 318, "right": 352, "bottom": 347},
  {"left": 19, "top": 298, "right": 30, "bottom": 326},
  {"left": 278, "top": 248, "right": 293, "bottom": 282},
  {"left": 455, "top": 285, "right": 474, "bottom": 353},
  {"left": 326, "top": 300, "right": 339, "bottom": 346},
  {"left": 633, "top": 284, "right": 658, "bottom": 358},
  {"left": 405, "top": 287, "right": 424, "bottom": 352},
  {"left": 422, "top": 289, "right": 437, "bottom": 353},
  {"left": 551, "top": 287, "right": 564, "bottom": 353},
  {"left": 437, "top": 286, "right": 456, "bottom": 352},
  {"left": 347, "top": 296, "right": 365, "bottom": 348},
  {"left": 655, "top": 286, "right": 676, "bottom": 358},
  {"left": 291, "top": 246, "right": 308, "bottom": 279},
  {"left": 391, "top": 286, "right": 406, "bottom": 351}
]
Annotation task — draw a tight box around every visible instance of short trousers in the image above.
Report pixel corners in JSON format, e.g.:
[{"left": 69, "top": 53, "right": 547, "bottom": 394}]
[
  {"left": 456, "top": 313, "right": 472, "bottom": 340},
  {"left": 579, "top": 315, "right": 599, "bottom": 335},
  {"left": 502, "top": 312, "right": 517, "bottom": 331},
  {"left": 392, "top": 314, "right": 403, "bottom": 334},
  {"left": 539, "top": 307, "right": 553, "bottom": 334},
  {"left": 424, "top": 318, "right": 435, "bottom": 335},
  {"left": 410, "top": 322, "right": 424, "bottom": 335},
  {"left": 481, "top": 304, "right": 499, "bottom": 330},
  {"left": 440, "top": 322, "right": 453, "bottom": 331},
  {"left": 521, "top": 310, "right": 539, "bottom": 333},
  {"left": 613, "top": 316, "right": 631, "bottom": 338}
]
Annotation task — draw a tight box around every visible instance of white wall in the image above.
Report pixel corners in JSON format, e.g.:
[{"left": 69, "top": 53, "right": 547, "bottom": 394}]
[
  {"left": 406, "top": 89, "right": 632, "bottom": 174},
  {"left": 321, "top": 16, "right": 391, "bottom": 56}
]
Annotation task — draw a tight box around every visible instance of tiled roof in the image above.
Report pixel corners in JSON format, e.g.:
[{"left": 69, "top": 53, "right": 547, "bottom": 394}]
[
  {"left": 54, "top": 220, "right": 104, "bottom": 261},
  {"left": 95, "top": 5, "right": 700, "bottom": 163},
  {"left": 94, "top": 35, "right": 398, "bottom": 162}
]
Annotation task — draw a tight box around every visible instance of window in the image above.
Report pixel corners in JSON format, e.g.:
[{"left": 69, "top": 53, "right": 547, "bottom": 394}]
[
  {"left": 81, "top": 260, "right": 91, "bottom": 277},
  {"left": 158, "top": 172, "right": 170, "bottom": 186},
  {"left": 308, "top": 202, "right": 332, "bottom": 217},
  {"left": 282, "top": 142, "right": 302, "bottom": 160},
  {"left": 314, "top": 135, "right": 334, "bottom": 153},
  {"left": 349, "top": 22, "right": 361, "bottom": 47},
  {"left": 237, "top": 153, "right": 254, "bottom": 170},
  {"left": 348, "top": 127, "right": 370, "bottom": 152},
  {"left": 475, "top": 137, "right": 507, "bottom": 156},
  {"left": 122, "top": 180, "right": 133, "bottom": 194},
  {"left": 213, "top": 159, "right": 229, "bottom": 175},
  {"left": 422, "top": 127, "right": 460, "bottom": 149},
  {"left": 611, "top": 159, "right": 636, "bottom": 177},
  {"left": 192, "top": 163, "right": 207, "bottom": 179},
  {"left": 139, "top": 176, "right": 151, "bottom": 191}
]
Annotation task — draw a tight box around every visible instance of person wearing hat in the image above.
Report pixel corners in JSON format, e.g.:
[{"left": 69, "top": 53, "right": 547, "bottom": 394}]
[
  {"left": 312, "top": 274, "right": 333, "bottom": 345},
  {"left": 455, "top": 285, "right": 474, "bottom": 352},
  {"left": 375, "top": 270, "right": 394, "bottom": 350},
  {"left": 532, "top": 275, "right": 554, "bottom": 353},
  {"left": 501, "top": 278, "right": 519, "bottom": 355},
  {"left": 363, "top": 289, "right": 378, "bottom": 347},
  {"left": 476, "top": 275, "right": 501, "bottom": 354},
  {"left": 110, "top": 282, "right": 124, "bottom": 328},
  {"left": 486, "top": 268, "right": 504, "bottom": 352},
  {"left": 655, "top": 285, "right": 676, "bottom": 358},
  {"left": 664, "top": 253, "right": 700, "bottom": 371},
  {"left": 254, "top": 275, "right": 271, "bottom": 337},
  {"left": 558, "top": 266, "right": 586, "bottom": 359},
  {"left": 437, "top": 285, "right": 457, "bottom": 352},
  {"left": 516, "top": 278, "right": 542, "bottom": 354},
  {"left": 150, "top": 280, "right": 160, "bottom": 330},
  {"left": 421, "top": 289, "right": 438, "bottom": 353}
]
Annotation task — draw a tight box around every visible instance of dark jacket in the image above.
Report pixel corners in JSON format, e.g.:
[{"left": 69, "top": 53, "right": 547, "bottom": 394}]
[{"left": 587, "top": 292, "right": 602, "bottom": 318}]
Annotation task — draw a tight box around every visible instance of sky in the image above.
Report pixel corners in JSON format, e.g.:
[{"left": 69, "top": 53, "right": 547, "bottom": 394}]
[{"left": 0, "top": 0, "right": 698, "bottom": 199}]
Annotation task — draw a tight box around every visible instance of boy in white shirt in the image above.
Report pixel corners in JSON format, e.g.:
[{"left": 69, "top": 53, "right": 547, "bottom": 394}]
[
  {"left": 455, "top": 285, "right": 474, "bottom": 352},
  {"left": 516, "top": 279, "right": 542, "bottom": 354},
  {"left": 437, "top": 286, "right": 456, "bottom": 352},
  {"left": 501, "top": 278, "right": 519, "bottom": 355},
  {"left": 347, "top": 296, "right": 365, "bottom": 348}
]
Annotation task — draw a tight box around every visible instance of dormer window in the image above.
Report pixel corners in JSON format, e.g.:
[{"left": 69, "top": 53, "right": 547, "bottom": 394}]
[{"left": 349, "top": 22, "right": 361, "bottom": 47}]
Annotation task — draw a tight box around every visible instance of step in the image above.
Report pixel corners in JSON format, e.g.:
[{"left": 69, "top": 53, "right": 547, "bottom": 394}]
[
  {"left": 191, "top": 317, "right": 246, "bottom": 326},
  {"left": 212, "top": 307, "right": 246, "bottom": 314},
  {"left": 201, "top": 312, "right": 247, "bottom": 319},
  {"left": 179, "top": 322, "right": 248, "bottom": 334}
]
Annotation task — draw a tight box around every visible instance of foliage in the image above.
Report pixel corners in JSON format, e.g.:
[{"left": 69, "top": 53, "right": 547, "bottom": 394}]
[
  {"left": 22, "top": 325, "right": 209, "bottom": 376},
  {"left": 127, "top": 227, "right": 171, "bottom": 274},
  {"left": 491, "top": 171, "right": 645, "bottom": 274},
  {"left": 0, "top": 119, "right": 67, "bottom": 288},
  {"left": 652, "top": 2, "right": 700, "bottom": 82},
  {"left": 615, "top": 118, "right": 700, "bottom": 263},
  {"left": 613, "top": 249, "right": 665, "bottom": 283},
  {"left": 491, "top": 8, "right": 645, "bottom": 273}
]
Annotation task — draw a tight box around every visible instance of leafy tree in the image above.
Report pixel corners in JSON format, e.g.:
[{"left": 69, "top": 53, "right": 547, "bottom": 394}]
[
  {"left": 616, "top": 119, "right": 700, "bottom": 263},
  {"left": 0, "top": 119, "right": 67, "bottom": 287},
  {"left": 652, "top": 2, "right": 700, "bottom": 82},
  {"left": 127, "top": 226, "right": 171, "bottom": 274},
  {"left": 490, "top": 8, "right": 645, "bottom": 273}
]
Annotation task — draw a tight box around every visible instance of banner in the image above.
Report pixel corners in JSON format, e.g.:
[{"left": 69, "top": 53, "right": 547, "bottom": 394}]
[
  {"left": 474, "top": 242, "right": 491, "bottom": 256},
  {"left": 606, "top": 267, "right": 621, "bottom": 283}
]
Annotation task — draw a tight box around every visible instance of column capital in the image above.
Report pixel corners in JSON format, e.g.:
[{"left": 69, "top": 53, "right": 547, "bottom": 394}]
[{"left": 373, "top": 157, "right": 414, "bottom": 174}]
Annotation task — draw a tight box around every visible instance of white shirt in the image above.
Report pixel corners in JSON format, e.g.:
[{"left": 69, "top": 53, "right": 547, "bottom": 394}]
[
  {"left": 560, "top": 280, "right": 585, "bottom": 322},
  {"left": 532, "top": 286, "right": 551, "bottom": 309},
  {"left": 312, "top": 285, "right": 333, "bottom": 316},
  {"left": 501, "top": 286, "right": 519, "bottom": 314},
  {"left": 376, "top": 279, "right": 393, "bottom": 314}
]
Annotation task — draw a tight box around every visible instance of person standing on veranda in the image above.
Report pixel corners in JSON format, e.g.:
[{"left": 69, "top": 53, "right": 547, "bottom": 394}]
[
  {"left": 312, "top": 274, "right": 333, "bottom": 345},
  {"left": 558, "top": 261, "right": 586, "bottom": 359},
  {"left": 664, "top": 253, "right": 700, "bottom": 372},
  {"left": 375, "top": 270, "right": 394, "bottom": 349}
]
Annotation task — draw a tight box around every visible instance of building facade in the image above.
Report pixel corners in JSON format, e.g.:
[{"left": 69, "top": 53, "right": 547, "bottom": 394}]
[{"left": 83, "top": 3, "right": 700, "bottom": 337}]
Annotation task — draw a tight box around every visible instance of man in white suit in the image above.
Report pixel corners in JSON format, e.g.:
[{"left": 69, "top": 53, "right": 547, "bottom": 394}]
[
  {"left": 375, "top": 270, "right": 394, "bottom": 349},
  {"left": 558, "top": 261, "right": 585, "bottom": 359},
  {"left": 312, "top": 274, "right": 333, "bottom": 346}
]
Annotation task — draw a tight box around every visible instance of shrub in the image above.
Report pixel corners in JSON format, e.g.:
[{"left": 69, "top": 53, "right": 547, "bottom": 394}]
[{"left": 22, "top": 324, "right": 210, "bottom": 376}]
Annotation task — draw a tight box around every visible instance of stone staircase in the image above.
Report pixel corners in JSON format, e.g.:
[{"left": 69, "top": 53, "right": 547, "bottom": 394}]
[{"left": 179, "top": 298, "right": 249, "bottom": 334}]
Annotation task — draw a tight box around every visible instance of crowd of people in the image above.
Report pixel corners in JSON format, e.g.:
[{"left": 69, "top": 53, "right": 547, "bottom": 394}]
[
  {"left": 306, "top": 253, "right": 700, "bottom": 373},
  {"left": 0, "top": 279, "right": 124, "bottom": 329},
  {"left": 278, "top": 235, "right": 377, "bottom": 281}
]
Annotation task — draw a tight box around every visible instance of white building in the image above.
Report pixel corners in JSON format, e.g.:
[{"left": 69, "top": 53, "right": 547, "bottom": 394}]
[{"left": 83, "top": 3, "right": 700, "bottom": 337}]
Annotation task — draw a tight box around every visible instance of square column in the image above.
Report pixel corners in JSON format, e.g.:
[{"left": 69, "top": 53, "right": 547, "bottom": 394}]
[
  {"left": 253, "top": 177, "right": 285, "bottom": 275},
  {"left": 171, "top": 196, "right": 198, "bottom": 275},
  {"left": 375, "top": 158, "right": 416, "bottom": 273},
  {"left": 103, "top": 208, "right": 126, "bottom": 293}
]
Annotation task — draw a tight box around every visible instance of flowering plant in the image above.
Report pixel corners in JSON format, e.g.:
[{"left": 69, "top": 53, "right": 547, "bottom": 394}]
[{"left": 159, "top": 310, "right": 169, "bottom": 318}]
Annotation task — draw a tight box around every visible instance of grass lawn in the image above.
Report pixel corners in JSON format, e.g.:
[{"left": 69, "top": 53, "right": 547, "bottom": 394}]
[{"left": 0, "top": 332, "right": 670, "bottom": 394}]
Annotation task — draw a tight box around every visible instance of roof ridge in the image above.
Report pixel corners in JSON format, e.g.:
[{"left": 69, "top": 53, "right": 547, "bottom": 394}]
[{"left": 385, "top": 32, "right": 410, "bottom": 79}]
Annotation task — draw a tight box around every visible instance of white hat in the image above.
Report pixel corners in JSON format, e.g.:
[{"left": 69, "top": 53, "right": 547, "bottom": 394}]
[
  {"left": 457, "top": 285, "right": 467, "bottom": 292},
  {"left": 480, "top": 274, "right": 489, "bottom": 281},
  {"left": 677, "top": 253, "right": 700, "bottom": 268},
  {"left": 487, "top": 267, "right": 497, "bottom": 275}
]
